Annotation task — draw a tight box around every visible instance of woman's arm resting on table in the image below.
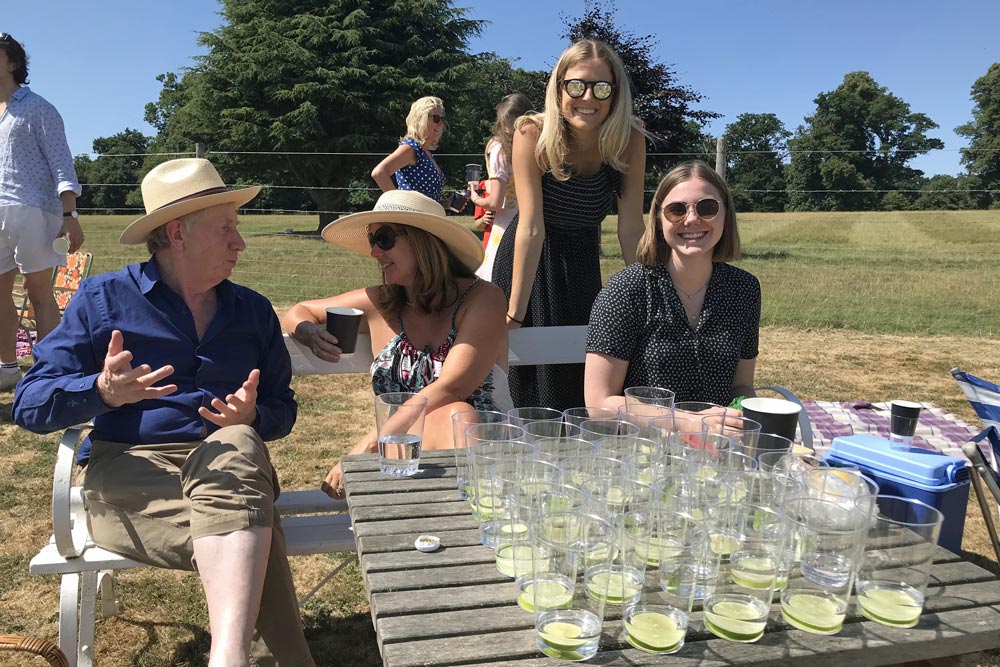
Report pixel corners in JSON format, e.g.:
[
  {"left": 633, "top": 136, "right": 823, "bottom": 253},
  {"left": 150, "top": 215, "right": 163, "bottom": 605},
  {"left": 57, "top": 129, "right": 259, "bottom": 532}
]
[
  {"left": 616, "top": 129, "right": 647, "bottom": 265},
  {"left": 585, "top": 351, "right": 629, "bottom": 413},
  {"left": 371, "top": 144, "right": 416, "bottom": 192}
]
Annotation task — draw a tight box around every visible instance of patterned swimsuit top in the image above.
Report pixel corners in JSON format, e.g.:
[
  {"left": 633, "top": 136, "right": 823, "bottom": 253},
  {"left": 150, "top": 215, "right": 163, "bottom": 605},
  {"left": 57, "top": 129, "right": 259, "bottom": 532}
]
[{"left": 371, "top": 279, "right": 497, "bottom": 411}]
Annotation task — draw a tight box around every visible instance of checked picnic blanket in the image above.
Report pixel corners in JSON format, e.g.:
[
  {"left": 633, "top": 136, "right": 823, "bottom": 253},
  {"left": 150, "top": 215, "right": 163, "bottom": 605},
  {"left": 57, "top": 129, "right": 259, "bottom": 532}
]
[{"left": 805, "top": 400, "right": 981, "bottom": 463}]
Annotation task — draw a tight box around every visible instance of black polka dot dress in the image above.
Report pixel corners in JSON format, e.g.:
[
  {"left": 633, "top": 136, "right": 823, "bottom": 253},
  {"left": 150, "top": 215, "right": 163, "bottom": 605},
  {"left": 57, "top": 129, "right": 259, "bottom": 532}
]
[
  {"left": 493, "top": 164, "right": 622, "bottom": 410},
  {"left": 586, "top": 262, "right": 761, "bottom": 406}
]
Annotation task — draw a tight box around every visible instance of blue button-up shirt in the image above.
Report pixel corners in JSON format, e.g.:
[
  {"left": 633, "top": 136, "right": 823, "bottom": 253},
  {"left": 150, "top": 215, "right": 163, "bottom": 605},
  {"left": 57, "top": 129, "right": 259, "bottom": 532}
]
[
  {"left": 13, "top": 260, "right": 297, "bottom": 464},
  {"left": 0, "top": 86, "right": 82, "bottom": 214}
]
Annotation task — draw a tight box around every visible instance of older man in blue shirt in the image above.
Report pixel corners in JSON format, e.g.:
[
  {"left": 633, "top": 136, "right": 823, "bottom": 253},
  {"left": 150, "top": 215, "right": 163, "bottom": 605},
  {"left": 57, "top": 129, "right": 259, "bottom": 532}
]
[
  {"left": 14, "top": 158, "right": 314, "bottom": 667},
  {"left": 0, "top": 33, "right": 84, "bottom": 390}
]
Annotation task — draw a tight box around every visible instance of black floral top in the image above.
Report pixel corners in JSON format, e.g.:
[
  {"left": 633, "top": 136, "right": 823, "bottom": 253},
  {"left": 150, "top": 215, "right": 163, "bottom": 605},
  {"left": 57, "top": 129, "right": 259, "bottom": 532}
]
[{"left": 586, "top": 262, "right": 761, "bottom": 406}]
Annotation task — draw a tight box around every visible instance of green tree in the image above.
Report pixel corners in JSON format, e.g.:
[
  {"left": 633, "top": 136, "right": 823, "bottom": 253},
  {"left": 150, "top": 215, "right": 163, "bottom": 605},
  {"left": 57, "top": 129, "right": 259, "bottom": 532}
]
[
  {"left": 723, "top": 113, "right": 791, "bottom": 212},
  {"left": 786, "top": 71, "right": 943, "bottom": 211},
  {"left": 913, "top": 174, "right": 984, "bottom": 210},
  {"left": 74, "top": 129, "right": 151, "bottom": 214},
  {"left": 144, "top": 0, "right": 485, "bottom": 226},
  {"left": 956, "top": 63, "right": 1000, "bottom": 207},
  {"left": 561, "top": 1, "right": 717, "bottom": 155}
]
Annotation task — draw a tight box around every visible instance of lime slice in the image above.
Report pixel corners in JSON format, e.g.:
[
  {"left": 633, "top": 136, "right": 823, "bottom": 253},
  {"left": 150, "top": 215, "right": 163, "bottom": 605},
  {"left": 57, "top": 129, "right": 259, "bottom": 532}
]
[
  {"left": 500, "top": 522, "right": 528, "bottom": 536},
  {"left": 781, "top": 593, "right": 844, "bottom": 634},
  {"left": 586, "top": 571, "right": 639, "bottom": 604},
  {"left": 705, "top": 601, "right": 765, "bottom": 642},
  {"left": 710, "top": 533, "right": 740, "bottom": 556},
  {"left": 731, "top": 557, "right": 776, "bottom": 590},
  {"left": 518, "top": 581, "right": 573, "bottom": 612},
  {"left": 625, "top": 612, "right": 685, "bottom": 653},
  {"left": 539, "top": 621, "right": 587, "bottom": 650},
  {"left": 857, "top": 588, "right": 922, "bottom": 627}
]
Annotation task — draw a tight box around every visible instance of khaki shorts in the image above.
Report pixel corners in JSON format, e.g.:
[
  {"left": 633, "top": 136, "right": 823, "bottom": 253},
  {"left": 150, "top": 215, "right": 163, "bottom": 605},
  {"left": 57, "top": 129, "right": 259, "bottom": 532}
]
[{"left": 0, "top": 204, "right": 66, "bottom": 275}]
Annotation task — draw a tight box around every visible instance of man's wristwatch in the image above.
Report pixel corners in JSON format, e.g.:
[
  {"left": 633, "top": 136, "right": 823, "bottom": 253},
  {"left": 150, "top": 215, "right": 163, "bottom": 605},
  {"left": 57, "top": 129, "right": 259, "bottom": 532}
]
[{"left": 63, "top": 210, "right": 78, "bottom": 218}]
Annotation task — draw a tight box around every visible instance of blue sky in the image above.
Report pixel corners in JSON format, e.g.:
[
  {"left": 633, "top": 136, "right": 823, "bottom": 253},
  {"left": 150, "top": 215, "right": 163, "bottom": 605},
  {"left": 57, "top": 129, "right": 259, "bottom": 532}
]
[{"left": 6, "top": 0, "right": 999, "bottom": 176}]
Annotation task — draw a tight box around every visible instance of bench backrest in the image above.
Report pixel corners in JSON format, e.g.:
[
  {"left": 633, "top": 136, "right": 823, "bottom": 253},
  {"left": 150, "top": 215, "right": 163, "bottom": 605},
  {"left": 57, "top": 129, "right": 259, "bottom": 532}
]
[{"left": 284, "top": 326, "right": 588, "bottom": 376}]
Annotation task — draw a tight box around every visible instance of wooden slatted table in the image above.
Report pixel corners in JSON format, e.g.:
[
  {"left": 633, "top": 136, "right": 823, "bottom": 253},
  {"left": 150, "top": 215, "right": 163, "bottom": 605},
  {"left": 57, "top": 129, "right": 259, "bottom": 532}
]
[{"left": 342, "top": 451, "right": 1000, "bottom": 667}]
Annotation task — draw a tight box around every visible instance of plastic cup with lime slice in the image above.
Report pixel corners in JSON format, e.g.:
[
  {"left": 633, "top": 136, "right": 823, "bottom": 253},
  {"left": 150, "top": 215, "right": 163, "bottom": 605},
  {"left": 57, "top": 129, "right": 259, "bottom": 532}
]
[
  {"left": 624, "top": 606, "right": 687, "bottom": 654},
  {"left": 781, "top": 591, "right": 846, "bottom": 635},
  {"left": 856, "top": 584, "right": 923, "bottom": 628},
  {"left": 704, "top": 597, "right": 768, "bottom": 642}
]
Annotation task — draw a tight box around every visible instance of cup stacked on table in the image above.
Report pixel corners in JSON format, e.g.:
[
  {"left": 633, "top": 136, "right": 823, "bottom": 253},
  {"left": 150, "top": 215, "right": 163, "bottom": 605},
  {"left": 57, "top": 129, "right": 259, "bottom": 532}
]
[{"left": 449, "top": 389, "right": 943, "bottom": 661}]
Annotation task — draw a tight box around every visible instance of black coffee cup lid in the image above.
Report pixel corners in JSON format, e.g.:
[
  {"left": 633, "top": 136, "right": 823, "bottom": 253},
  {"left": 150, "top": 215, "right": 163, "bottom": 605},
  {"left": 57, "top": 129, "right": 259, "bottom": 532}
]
[{"left": 890, "top": 400, "right": 922, "bottom": 418}]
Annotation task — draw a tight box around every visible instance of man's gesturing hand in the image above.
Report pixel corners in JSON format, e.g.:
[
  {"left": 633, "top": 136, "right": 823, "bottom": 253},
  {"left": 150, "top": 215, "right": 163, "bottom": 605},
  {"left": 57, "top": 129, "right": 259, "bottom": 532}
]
[
  {"left": 198, "top": 368, "right": 260, "bottom": 428},
  {"left": 97, "top": 330, "right": 177, "bottom": 408}
]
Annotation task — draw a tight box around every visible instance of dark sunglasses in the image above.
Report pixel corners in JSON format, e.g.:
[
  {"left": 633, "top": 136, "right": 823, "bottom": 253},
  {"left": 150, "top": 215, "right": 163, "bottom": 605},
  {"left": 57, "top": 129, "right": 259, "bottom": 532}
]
[
  {"left": 430, "top": 113, "right": 445, "bottom": 124},
  {"left": 662, "top": 198, "right": 721, "bottom": 223},
  {"left": 367, "top": 225, "right": 400, "bottom": 251},
  {"left": 561, "top": 79, "right": 614, "bottom": 101}
]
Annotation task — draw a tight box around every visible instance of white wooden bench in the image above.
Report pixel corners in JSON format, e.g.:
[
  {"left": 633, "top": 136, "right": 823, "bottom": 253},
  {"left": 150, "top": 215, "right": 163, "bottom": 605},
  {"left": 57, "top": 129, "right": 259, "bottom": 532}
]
[{"left": 28, "top": 326, "right": 588, "bottom": 667}]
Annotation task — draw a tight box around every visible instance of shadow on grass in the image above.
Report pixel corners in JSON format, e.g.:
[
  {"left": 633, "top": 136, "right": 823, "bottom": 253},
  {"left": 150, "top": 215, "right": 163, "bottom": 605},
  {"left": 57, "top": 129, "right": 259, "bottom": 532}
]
[{"left": 303, "top": 609, "right": 381, "bottom": 666}]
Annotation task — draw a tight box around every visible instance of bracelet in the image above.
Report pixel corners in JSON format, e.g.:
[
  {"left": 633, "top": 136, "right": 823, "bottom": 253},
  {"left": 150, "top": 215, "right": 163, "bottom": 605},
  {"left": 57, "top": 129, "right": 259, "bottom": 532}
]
[{"left": 506, "top": 313, "right": 523, "bottom": 325}]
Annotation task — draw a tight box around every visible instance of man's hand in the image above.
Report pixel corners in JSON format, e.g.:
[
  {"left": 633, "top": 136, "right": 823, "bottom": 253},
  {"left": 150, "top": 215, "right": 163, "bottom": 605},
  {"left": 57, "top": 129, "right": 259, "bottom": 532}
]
[
  {"left": 198, "top": 368, "right": 260, "bottom": 428},
  {"left": 97, "top": 330, "right": 177, "bottom": 408},
  {"left": 59, "top": 217, "right": 85, "bottom": 253}
]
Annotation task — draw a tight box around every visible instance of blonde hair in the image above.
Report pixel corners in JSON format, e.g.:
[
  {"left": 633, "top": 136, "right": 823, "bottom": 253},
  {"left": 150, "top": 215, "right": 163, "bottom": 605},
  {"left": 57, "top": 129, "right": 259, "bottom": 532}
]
[
  {"left": 637, "top": 161, "right": 741, "bottom": 266},
  {"left": 403, "top": 96, "right": 445, "bottom": 149},
  {"left": 374, "top": 225, "right": 474, "bottom": 315},
  {"left": 533, "top": 40, "right": 640, "bottom": 181},
  {"left": 487, "top": 93, "right": 532, "bottom": 201}
]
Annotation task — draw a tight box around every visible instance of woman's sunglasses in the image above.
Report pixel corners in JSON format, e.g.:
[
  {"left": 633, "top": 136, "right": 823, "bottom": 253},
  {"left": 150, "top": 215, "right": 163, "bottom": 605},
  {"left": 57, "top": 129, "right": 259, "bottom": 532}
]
[
  {"left": 430, "top": 113, "right": 445, "bottom": 124},
  {"left": 662, "top": 198, "right": 721, "bottom": 224},
  {"left": 367, "top": 225, "right": 400, "bottom": 251},
  {"left": 561, "top": 79, "right": 614, "bottom": 101}
]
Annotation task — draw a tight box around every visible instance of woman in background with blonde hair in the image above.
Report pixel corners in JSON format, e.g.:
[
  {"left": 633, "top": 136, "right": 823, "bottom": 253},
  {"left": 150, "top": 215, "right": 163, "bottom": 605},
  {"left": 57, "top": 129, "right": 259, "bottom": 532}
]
[
  {"left": 470, "top": 92, "right": 532, "bottom": 281},
  {"left": 492, "top": 39, "right": 647, "bottom": 410},
  {"left": 371, "top": 96, "right": 448, "bottom": 201}
]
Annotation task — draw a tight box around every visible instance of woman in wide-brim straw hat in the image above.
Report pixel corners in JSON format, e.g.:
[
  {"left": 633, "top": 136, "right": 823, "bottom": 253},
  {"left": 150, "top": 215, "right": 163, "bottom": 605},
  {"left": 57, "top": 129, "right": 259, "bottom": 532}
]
[{"left": 282, "top": 190, "right": 509, "bottom": 499}]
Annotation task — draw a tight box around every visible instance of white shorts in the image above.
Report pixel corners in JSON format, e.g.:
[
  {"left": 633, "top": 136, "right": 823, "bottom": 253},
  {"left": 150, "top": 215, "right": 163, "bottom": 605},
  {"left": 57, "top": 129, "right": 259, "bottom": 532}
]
[{"left": 0, "top": 205, "right": 67, "bottom": 275}]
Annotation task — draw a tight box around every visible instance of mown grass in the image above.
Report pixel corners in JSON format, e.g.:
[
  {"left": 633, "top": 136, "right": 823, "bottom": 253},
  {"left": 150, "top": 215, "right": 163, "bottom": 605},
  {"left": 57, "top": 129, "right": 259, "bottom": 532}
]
[{"left": 1, "top": 210, "right": 999, "bottom": 665}]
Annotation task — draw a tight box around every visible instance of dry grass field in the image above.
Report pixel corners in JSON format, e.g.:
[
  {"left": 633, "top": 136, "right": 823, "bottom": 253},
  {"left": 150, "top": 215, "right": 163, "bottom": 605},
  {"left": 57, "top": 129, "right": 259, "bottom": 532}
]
[{"left": 1, "top": 209, "right": 999, "bottom": 666}]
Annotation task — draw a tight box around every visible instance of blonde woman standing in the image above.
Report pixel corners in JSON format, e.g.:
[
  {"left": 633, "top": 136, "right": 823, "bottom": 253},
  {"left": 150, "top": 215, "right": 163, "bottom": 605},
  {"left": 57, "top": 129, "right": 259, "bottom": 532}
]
[
  {"left": 371, "top": 96, "right": 448, "bottom": 201},
  {"left": 493, "top": 40, "right": 646, "bottom": 410},
  {"left": 470, "top": 93, "right": 532, "bottom": 282}
]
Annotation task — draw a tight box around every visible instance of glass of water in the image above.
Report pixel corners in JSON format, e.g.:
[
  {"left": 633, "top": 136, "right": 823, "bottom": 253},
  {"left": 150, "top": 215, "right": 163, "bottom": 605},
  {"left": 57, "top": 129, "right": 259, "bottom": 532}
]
[{"left": 374, "top": 392, "right": 427, "bottom": 478}]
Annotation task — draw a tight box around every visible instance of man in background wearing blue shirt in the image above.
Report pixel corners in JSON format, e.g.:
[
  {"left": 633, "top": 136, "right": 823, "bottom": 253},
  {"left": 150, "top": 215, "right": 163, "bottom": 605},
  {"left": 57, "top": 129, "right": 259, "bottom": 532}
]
[
  {"left": 0, "top": 33, "right": 84, "bottom": 390},
  {"left": 14, "top": 158, "right": 314, "bottom": 666}
]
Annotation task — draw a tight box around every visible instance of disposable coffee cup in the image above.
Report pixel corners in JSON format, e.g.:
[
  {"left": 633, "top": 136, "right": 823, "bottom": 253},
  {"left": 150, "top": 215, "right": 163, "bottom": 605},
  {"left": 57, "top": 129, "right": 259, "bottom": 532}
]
[
  {"left": 889, "top": 400, "right": 922, "bottom": 448},
  {"left": 464, "top": 163, "right": 481, "bottom": 183},
  {"left": 325, "top": 307, "right": 363, "bottom": 354},
  {"left": 445, "top": 190, "right": 468, "bottom": 213},
  {"left": 52, "top": 236, "right": 70, "bottom": 255},
  {"left": 741, "top": 397, "right": 801, "bottom": 442}
]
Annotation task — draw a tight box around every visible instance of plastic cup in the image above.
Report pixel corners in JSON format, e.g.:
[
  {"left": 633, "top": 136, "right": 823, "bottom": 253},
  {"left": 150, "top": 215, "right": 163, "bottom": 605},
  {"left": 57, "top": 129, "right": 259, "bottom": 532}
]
[
  {"left": 52, "top": 236, "right": 70, "bottom": 255},
  {"left": 624, "top": 386, "right": 676, "bottom": 409},
  {"left": 889, "top": 400, "right": 922, "bottom": 449},
  {"left": 562, "top": 406, "right": 619, "bottom": 428},
  {"left": 854, "top": 495, "right": 943, "bottom": 628},
  {"left": 451, "top": 410, "right": 507, "bottom": 501},
  {"left": 325, "top": 307, "right": 363, "bottom": 354},
  {"left": 530, "top": 512, "right": 615, "bottom": 661},
  {"left": 779, "top": 497, "right": 868, "bottom": 635},
  {"left": 374, "top": 392, "right": 427, "bottom": 478},
  {"left": 508, "top": 406, "right": 563, "bottom": 428}
]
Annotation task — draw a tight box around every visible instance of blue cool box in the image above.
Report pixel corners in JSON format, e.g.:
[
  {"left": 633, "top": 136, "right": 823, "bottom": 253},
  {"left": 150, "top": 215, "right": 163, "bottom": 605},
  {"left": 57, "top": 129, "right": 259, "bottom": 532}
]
[{"left": 824, "top": 434, "right": 970, "bottom": 553}]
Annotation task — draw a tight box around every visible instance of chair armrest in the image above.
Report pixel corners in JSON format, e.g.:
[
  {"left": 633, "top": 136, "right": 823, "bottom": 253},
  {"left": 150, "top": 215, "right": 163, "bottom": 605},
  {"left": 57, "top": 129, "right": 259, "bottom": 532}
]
[
  {"left": 754, "top": 385, "right": 814, "bottom": 449},
  {"left": 52, "top": 427, "right": 89, "bottom": 558}
]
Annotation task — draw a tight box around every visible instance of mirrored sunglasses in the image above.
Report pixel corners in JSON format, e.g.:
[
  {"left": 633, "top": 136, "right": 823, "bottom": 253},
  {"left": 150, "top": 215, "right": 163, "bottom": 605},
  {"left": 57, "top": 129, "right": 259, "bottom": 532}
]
[
  {"left": 662, "top": 198, "right": 721, "bottom": 224},
  {"left": 561, "top": 79, "right": 614, "bottom": 101},
  {"left": 430, "top": 113, "right": 445, "bottom": 124},
  {"left": 367, "top": 225, "right": 399, "bottom": 251}
]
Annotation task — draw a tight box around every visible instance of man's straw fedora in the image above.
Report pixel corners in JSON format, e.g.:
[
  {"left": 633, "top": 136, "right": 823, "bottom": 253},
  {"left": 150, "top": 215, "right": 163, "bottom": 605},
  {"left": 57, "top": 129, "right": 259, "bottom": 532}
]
[
  {"left": 119, "top": 158, "right": 260, "bottom": 245},
  {"left": 321, "top": 190, "right": 484, "bottom": 273}
]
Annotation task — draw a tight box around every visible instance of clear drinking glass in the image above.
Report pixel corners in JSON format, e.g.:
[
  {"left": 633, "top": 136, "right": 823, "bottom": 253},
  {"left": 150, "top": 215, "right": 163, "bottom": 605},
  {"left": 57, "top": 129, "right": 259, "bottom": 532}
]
[
  {"left": 854, "top": 495, "right": 943, "bottom": 628},
  {"left": 530, "top": 511, "right": 615, "bottom": 661},
  {"left": 618, "top": 403, "right": 673, "bottom": 440},
  {"left": 492, "top": 459, "right": 561, "bottom": 577},
  {"left": 508, "top": 406, "right": 564, "bottom": 427},
  {"left": 624, "top": 386, "right": 676, "bottom": 409},
  {"left": 779, "top": 497, "right": 869, "bottom": 635},
  {"left": 562, "top": 406, "right": 619, "bottom": 428},
  {"left": 451, "top": 409, "right": 507, "bottom": 501},
  {"left": 374, "top": 392, "right": 427, "bottom": 478}
]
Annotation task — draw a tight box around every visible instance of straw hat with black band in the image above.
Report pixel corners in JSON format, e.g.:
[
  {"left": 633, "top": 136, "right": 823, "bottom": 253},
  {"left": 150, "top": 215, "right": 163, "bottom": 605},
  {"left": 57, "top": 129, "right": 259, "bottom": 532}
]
[
  {"left": 322, "top": 190, "right": 484, "bottom": 273},
  {"left": 120, "top": 158, "right": 261, "bottom": 245}
]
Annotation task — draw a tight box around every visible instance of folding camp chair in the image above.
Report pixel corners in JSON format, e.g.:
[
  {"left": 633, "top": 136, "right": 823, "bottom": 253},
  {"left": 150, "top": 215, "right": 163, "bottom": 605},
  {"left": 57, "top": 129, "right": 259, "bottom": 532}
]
[
  {"left": 15, "top": 252, "right": 93, "bottom": 356},
  {"left": 952, "top": 368, "right": 1000, "bottom": 561}
]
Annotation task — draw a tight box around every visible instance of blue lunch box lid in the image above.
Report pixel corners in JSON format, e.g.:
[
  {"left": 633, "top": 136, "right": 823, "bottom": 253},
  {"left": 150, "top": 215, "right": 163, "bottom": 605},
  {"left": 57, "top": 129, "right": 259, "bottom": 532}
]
[{"left": 824, "top": 434, "right": 968, "bottom": 488}]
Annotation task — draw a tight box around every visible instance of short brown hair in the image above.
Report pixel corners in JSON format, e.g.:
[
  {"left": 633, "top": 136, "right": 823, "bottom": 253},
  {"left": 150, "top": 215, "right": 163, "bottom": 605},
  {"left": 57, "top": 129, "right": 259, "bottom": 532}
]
[
  {"left": 374, "top": 225, "right": 473, "bottom": 316},
  {"left": 636, "top": 161, "right": 740, "bottom": 266}
]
